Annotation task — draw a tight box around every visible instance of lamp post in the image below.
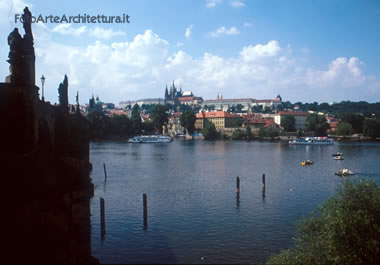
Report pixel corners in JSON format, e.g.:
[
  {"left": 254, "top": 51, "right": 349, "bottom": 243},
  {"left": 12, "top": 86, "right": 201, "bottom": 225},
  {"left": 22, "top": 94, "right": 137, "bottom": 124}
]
[{"left": 41, "top": 75, "right": 45, "bottom": 102}]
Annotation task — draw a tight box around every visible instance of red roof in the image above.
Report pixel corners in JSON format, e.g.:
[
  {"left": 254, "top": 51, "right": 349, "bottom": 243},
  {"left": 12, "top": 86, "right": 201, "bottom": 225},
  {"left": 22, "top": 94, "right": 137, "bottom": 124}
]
[
  {"left": 253, "top": 99, "right": 281, "bottom": 103},
  {"left": 171, "top": 112, "right": 182, "bottom": 117},
  {"left": 205, "top": 98, "right": 253, "bottom": 102},
  {"left": 196, "top": 111, "right": 239, "bottom": 119},
  {"left": 244, "top": 116, "right": 274, "bottom": 126},
  {"left": 329, "top": 122, "right": 338, "bottom": 128},
  {"left": 277, "top": 111, "right": 309, "bottom": 116},
  {"left": 108, "top": 109, "right": 129, "bottom": 115},
  {"left": 178, "top": 96, "right": 195, "bottom": 101}
]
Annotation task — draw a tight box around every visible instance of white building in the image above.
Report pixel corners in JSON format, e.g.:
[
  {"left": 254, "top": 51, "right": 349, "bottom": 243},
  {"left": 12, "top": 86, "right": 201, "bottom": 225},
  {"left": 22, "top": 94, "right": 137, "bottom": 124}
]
[
  {"left": 274, "top": 111, "right": 309, "bottom": 130},
  {"left": 119, "top": 98, "right": 165, "bottom": 108}
]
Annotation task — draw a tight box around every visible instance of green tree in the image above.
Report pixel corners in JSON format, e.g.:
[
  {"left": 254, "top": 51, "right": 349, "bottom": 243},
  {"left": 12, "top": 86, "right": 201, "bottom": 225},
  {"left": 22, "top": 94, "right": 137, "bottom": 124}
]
[
  {"left": 228, "top": 105, "right": 237, "bottom": 113},
  {"left": 266, "top": 127, "right": 280, "bottom": 139},
  {"left": 245, "top": 125, "right": 254, "bottom": 140},
  {"left": 151, "top": 104, "right": 169, "bottom": 132},
  {"left": 306, "top": 114, "right": 330, "bottom": 136},
  {"left": 335, "top": 122, "right": 353, "bottom": 136},
  {"left": 232, "top": 117, "right": 243, "bottom": 127},
  {"left": 267, "top": 180, "right": 380, "bottom": 265},
  {"left": 131, "top": 104, "right": 142, "bottom": 135},
  {"left": 142, "top": 120, "right": 155, "bottom": 134},
  {"left": 340, "top": 113, "right": 364, "bottom": 133},
  {"left": 363, "top": 119, "right": 380, "bottom": 138},
  {"left": 258, "top": 127, "right": 266, "bottom": 138},
  {"left": 252, "top": 105, "right": 263, "bottom": 113},
  {"left": 108, "top": 114, "right": 132, "bottom": 136},
  {"left": 296, "top": 129, "right": 303, "bottom": 138},
  {"left": 236, "top": 104, "right": 244, "bottom": 113},
  {"left": 180, "top": 110, "right": 196, "bottom": 135},
  {"left": 202, "top": 119, "right": 218, "bottom": 140},
  {"left": 86, "top": 109, "right": 108, "bottom": 139},
  {"left": 282, "top": 115, "right": 296, "bottom": 132},
  {"left": 231, "top": 129, "right": 245, "bottom": 140}
]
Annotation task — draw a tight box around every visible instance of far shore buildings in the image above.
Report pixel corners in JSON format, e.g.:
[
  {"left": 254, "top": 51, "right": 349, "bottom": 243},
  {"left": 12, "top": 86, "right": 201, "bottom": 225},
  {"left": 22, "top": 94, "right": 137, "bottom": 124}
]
[
  {"left": 167, "top": 112, "right": 184, "bottom": 136},
  {"left": 242, "top": 114, "right": 276, "bottom": 132},
  {"left": 202, "top": 95, "right": 282, "bottom": 111},
  {"left": 119, "top": 98, "right": 165, "bottom": 109},
  {"left": 195, "top": 111, "right": 240, "bottom": 130},
  {"left": 274, "top": 111, "right": 309, "bottom": 129}
]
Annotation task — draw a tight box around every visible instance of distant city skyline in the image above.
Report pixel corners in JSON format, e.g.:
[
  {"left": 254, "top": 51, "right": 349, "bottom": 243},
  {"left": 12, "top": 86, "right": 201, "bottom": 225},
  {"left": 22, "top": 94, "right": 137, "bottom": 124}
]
[{"left": 0, "top": 0, "right": 379, "bottom": 104}]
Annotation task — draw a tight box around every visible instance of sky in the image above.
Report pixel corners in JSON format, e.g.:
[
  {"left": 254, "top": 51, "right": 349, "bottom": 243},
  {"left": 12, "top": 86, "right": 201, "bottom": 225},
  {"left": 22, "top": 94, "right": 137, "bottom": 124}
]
[{"left": 0, "top": 0, "right": 379, "bottom": 105}]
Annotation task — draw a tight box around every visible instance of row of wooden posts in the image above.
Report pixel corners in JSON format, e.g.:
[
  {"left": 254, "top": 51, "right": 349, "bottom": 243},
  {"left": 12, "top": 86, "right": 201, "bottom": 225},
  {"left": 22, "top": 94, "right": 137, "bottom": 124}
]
[{"left": 99, "top": 162, "right": 266, "bottom": 239}]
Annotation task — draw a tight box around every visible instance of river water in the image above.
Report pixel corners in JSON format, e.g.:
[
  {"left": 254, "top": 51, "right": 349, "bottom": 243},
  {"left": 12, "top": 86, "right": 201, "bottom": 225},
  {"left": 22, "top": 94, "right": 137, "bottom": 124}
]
[{"left": 89, "top": 139, "right": 380, "bottom": 264}]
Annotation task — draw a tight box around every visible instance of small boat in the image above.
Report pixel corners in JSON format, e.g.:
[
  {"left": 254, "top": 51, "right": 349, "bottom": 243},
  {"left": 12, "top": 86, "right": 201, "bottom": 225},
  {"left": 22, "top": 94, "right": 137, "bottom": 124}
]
[
  {"left": 334, "top": 156, "right": 344, "bottom": 160},
  {"left": 335, "top": 169, "right": 355, "bottom": 176},
  {"left": 289, "top": 137, "right": 334, "bottom": 145},
  {"left": 128, "top": 135, "right": 173, "bottom": 143},
  {"left": 301, "top": 160, "right": 313, "bottom": 166},
  {"left": 332, "top": 152, "right": 343, "bottom": 156}
]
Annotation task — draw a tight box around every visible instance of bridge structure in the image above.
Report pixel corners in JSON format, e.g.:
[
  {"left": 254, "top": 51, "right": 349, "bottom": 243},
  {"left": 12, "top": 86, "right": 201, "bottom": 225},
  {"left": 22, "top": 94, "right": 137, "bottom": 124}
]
[{"left": 0, "top": 7, "right": 97, "bottom": 264}]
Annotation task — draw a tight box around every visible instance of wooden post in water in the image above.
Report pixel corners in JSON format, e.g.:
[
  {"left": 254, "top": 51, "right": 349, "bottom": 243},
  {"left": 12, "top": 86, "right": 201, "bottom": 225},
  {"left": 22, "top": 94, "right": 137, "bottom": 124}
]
[
  {"left": 236, "top": 176, "right": 240, "bottom": 206},
  {"left": 100, "top": 197, "right": 106, "bottom": 239},
  {"left": 143, "top": 194, "right": 148, "bottom": 229},
  {"left": 236, "top": 176, "right": 240, "bottom": 193},
  {"left": 103, "top": 162, "right": 107, "bottom": 180},
  {"left": 262, "top": 173, "right": 266, "bottom": 197}
]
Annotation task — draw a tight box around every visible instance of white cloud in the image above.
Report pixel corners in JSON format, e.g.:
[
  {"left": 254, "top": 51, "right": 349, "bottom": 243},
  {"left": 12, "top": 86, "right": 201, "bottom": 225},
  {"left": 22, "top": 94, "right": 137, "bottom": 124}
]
[
  {"left": 240, "top": 40, "right": 281, "bottom": 61},
  {"left": 206, "top": 0, "right": 222, "bottom": 8},
  {"left": 230, "top": 0, "right": 245, "bottom": 8},
  {"left": 243, "top": 22, "right": 252, "bottom": 28},
  {"left": 52, "top": 24, "right": 126, "bottom": 39},
  {"left": 89, "top": 27, "right": 126, "bottom": 39},
  {"left": 31, "top": 30, "right": 380, "bottom": 103},
  {"left": 0, "top": 0, "right": 31, "bottom": 30},
  {"left": 209, "top": 26, "right": 240, "bottom": 37},
  {"left": 176, "top": 42, "right": 184, "bottom": 47},
  {"left": 1, "top": 13, "right": 379, "bottom": 104},
  {"left": 185, "top": 24, "right": 193, "bottom": 39},
  {"left": 52, "top": 24, "right": 87, "bottom": 36}
]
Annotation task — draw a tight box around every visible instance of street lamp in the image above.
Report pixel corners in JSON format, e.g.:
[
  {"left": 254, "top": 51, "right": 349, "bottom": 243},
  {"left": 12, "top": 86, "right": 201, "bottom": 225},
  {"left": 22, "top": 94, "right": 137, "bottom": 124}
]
[{"left": 40, "top": 75, "right": 45, "bottom": 102}]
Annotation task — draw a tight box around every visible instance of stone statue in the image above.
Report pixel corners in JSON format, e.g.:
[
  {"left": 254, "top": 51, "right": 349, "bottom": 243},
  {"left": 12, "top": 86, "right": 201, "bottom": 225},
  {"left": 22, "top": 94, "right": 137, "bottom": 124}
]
[
  {"left": 76, "top": 91, "right": 81, "bottom": 114},
  {"left": 6, "top": 7, "right": 35, "bottom": 85},
  {"left": 58, "top": 75, "right": 69, "bottom": 113},
  {"left": 22, "top": 7, "right": 34, "bottom": 55},
  {"left": 6, "top": 28, "right": 23, "bottom": 84},
  {"left": 22, "top": 7, "right": 33, "bottom": 36}
]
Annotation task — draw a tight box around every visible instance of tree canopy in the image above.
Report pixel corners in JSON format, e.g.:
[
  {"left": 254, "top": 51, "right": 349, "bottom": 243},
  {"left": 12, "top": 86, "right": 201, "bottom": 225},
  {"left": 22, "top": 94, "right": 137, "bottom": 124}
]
[
  {"left": 202, "top": 119, "right": 218, "bottom": 140},
  {"left": 267, "top": 180, "right": 380, "bottom": 265},
  {"left": 363, "top": 119, "right": 380, "bottom": 139},
  {"left": 340, "top": 113, "right": 364, "bottom": 133},
  {"left": 151, "top": 104, "right": 169, "bottom": 132},
  {"left": 180, "top": 110, "right": 196, "bottom": 135},
  {"left": 131, "top": 104, "right": 142, "bottom": 135},
  {"left": 282, "top": 115, "right": 296, "bottom": 132},
  {"left": 305, "top": 114, "right": 330, "bottom": 136},
  {"left": 335, "top": 122, "right": 353, "bottom": 136}
]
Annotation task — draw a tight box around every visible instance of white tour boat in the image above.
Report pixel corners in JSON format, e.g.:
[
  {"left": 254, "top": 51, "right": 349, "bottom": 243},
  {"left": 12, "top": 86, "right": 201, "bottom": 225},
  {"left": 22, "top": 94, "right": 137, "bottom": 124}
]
[
  {"left": 289, "top": 137, "right": 334, "bottom": 145},
  {"left": 128, "top": 135, "right": 173, "bottom": 143}
]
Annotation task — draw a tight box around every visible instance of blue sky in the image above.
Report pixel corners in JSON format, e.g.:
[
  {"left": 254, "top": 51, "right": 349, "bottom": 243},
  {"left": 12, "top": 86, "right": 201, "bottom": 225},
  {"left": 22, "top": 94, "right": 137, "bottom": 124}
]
[{"left": 0, "top": 0, "right": 379, "bottom": 104}]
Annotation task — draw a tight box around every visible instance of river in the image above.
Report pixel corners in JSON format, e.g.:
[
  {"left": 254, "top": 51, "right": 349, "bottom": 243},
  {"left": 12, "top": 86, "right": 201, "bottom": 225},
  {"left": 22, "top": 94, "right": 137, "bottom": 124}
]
[{"left": 89, "top": 139, "right": 380, "bottom": 264}]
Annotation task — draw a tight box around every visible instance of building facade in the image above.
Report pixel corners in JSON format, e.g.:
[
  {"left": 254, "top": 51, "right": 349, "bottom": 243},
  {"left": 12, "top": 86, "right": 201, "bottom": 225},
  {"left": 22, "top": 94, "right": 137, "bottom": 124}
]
[
  {"left": 274, "top": 111, "right": 309, "bottom": 130},
  {"left": 195, "top": 111, "right": 239, "bottom": 130},
  {"left": 203, "top": 98, "right": 253, "bottom": 112},
  {"left": 119, "top": 98, "right": 165, "bottom": 109},
  {"left": 202, "top": 95, "right": 282, "bottom": 112}
]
